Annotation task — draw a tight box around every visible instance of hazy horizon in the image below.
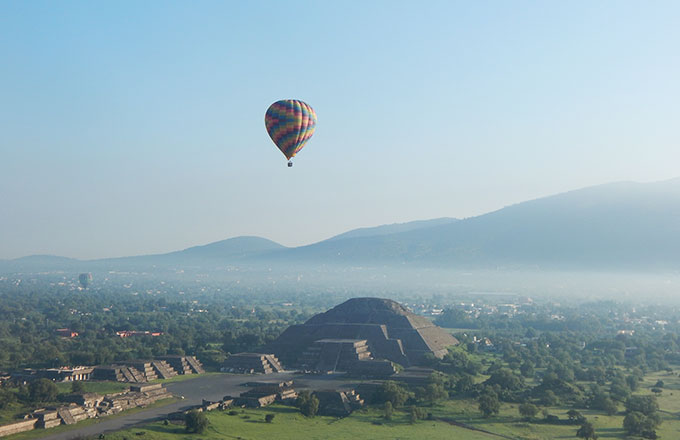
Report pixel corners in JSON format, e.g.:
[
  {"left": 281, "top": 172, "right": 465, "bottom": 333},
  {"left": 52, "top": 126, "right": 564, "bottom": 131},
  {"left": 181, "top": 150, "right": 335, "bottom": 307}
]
[
  {"left": 2, "top": 1, "right": 679, "bottom": 259},
  {"left": 2, "top": 176, "right": 679, "bottom": 263},
  {"left": 3, "top": 176, "right": 680, "bottom": 261}
]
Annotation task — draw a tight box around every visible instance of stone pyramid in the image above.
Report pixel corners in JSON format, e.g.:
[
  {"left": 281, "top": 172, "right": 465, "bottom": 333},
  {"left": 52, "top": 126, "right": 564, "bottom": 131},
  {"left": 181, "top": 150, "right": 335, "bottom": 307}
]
[{"left": 270, "top": 297, "right": 458, "bottom": 367}]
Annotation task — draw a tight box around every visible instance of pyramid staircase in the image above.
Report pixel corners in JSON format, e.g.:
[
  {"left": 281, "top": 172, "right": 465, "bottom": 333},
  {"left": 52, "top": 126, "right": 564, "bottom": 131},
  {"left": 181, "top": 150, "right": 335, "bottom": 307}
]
[
  {"left": 264, "top": 354, "right": 284, "bottom": 372},
  {"left": 93, "top": 365, "right": 147, "bottom": 383},
  {"left": 301, "top": 339, "right": 373, "bottom": 372},
  {"left": 151, "top": 360, "right": 178, "bottom": 379},
  {"left": 128, "top": 366, "right": 147, "bottom": 382},
  {"left": 128, "top": 361, "right": 158, "bottom": 381},
  {"left": 185, "top": 356, "right": 205, "bottom": 374}
]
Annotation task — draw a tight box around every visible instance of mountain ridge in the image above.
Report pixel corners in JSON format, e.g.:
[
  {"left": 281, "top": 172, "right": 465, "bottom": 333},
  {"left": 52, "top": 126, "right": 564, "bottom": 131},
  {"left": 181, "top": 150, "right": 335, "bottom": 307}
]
[{"left": 3, "top": 178, "right": 680, "bottom": 271}]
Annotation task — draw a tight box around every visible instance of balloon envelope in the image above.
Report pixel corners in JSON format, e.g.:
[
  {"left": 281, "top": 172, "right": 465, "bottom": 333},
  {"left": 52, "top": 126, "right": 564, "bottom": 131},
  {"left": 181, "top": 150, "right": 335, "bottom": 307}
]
[{"left": 265, "top": 100, "right": 317, "bottom": 160}]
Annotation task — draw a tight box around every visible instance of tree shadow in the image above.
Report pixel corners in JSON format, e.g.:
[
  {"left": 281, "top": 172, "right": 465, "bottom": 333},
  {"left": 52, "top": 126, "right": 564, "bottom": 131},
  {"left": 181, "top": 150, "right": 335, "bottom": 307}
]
[{"left": 144, "top": 424, "right": 185, "bottom": 435}]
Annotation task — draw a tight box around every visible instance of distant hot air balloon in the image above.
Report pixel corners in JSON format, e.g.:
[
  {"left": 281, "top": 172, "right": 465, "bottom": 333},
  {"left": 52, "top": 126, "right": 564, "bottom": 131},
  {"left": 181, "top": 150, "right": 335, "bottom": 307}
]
[
  {"left": 265, "top": 99, "right": 317, "bottom": 167},
  {"left": 78, "top": 273, "right": 92, "bottom": 289}
]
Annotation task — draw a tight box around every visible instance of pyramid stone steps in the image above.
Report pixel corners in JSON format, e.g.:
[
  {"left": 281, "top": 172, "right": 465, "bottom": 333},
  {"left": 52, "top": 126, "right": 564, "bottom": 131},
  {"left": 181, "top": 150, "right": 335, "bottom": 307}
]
[
  {"left": 132, "top": 367, "right": 148, "bottom": 382},
  {"left": 157, "top": 356, "right": 196, "bottom": 375},
  {"left": 264, "top": 354, "right": 284, "bottom": 372},
  {"left": 151, "top": 360, "right": 177, "bottom": 379},
  {"left": 185, "top": 356, "right": 205, "bottom": 374},
  {"left": 128, "top": 362, "right": 159, "bottom": 381},
  {"left": 120, "top": 368, "right": 136, "bottom": 382}
]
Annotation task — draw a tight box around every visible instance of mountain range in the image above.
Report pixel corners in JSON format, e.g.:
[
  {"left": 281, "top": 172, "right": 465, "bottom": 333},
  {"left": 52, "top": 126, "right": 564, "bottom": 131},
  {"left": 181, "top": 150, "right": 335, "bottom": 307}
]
[{"left": 3, "top": 178, "right": 680, "bottom": 272}]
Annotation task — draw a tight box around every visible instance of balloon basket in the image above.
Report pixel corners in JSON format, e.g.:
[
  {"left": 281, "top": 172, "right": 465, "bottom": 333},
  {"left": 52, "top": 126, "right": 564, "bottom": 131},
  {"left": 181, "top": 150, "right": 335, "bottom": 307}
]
[{"left": 287, "top": 161, "right": 293, "bottom": 167}]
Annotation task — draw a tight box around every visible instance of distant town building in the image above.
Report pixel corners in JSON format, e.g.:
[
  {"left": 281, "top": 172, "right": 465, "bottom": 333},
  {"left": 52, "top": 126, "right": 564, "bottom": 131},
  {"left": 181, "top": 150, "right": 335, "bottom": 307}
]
[
  {"left": 115, "top": 330, "right": 163, "bottom": 338},
  {"left": 617, "top": 329, "right": 635, "bottom": 336},
  {"left": 11, "top": 367, "right": 94, "bottom": 383},
  {"left": 55, "top": 328, "right": 79, "bottom": 338}
]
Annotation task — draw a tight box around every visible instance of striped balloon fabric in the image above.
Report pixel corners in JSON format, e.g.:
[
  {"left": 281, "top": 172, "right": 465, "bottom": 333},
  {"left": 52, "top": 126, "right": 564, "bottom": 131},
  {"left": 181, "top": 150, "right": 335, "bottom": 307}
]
[{"left": 265, "top": 99, "right": 317, "bottom": 160}]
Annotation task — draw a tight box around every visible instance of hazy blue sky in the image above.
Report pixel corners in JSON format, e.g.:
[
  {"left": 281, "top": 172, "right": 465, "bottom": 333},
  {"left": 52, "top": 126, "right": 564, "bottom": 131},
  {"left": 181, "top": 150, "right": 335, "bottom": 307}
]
[{"left": 1, "top": 1, "right": 679, "bottom": 259}]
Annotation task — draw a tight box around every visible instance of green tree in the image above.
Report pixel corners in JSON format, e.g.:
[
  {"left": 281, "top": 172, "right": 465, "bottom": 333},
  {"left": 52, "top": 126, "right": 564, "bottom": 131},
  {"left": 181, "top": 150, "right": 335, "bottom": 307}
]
[
  {"left": 625, "top": 395, "right": 659, "bottom": 416},
  {"left": 576, "top": 421, "right": 597, "bottom": 440},
  {"left": 296, "top": 391, "right": 319, "bottom": 417},
  {"left": 407, "top": 405, "right": 427, "bottom": 424},
  {"left": 623, "top": 411, "right": 645, "bottom": 435},
  {"left": 28, "top": 379, "right": 58, "bottom": 403},
  {"left": 520, "top": 362, "right": 535, "bottom": 378},
  {"left": 518, "top": 403, "right": 539, "bottom": 420},
  {"left": 485, "top": 368, "right": 524, "bottom": 392},
  {"left": 601, "top": 398, "right": 618, "bottom": 416},
  {"left": 0, "top": 389, "right": 16, "bottom": 410},
  {"left": 384, "top": 401, "right": 393, "bottom": 420},
  {"left": 408, "top": 406, "right": 418, "bottom": 424},
  {"left": 609, "top": 378, "right": 631, "bottom": 402},
  {"left": 626, "top": 374, "right": 641, "bottom": 391},
  {"left": 264, "top": 413, "right": 275, "bottom": 423},
  {"left": 184, "top": 410, "right": 209, "bottom": 434},
  {"left": 478, "top": 390, "right": 500, "bottom": 418},
  {"left": 374, "top": 381, "right": 411, "bottom": 407},
  {"left": 454, "top": 374, "right": 475, "bottom": 393},
  {"left": 590, "top": 391, "right": 617, "bottom": 416},
  {"left": 567, "top": 409, "right": 585, "bottom": 423},
  {"left": 422, "top": 383, "right": 448, "bottom": 403},
  {"left": 541, "top": 389, "right": 559, "bottom": 406},
  {"left": 623, "top": 411, "right": 661, "bottom": 438}
]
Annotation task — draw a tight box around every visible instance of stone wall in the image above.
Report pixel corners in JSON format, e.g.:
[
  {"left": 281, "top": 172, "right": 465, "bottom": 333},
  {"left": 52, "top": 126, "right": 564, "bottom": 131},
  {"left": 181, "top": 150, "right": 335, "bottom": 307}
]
[{"left": 0, "top": 419, "right": 37, "bottom": 438}]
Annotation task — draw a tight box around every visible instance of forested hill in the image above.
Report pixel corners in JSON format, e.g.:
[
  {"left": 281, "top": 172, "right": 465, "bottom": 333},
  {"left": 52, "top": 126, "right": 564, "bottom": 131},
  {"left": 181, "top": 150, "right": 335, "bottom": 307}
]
[{"left": 3, "top": 179, "right": 680, "bottom": 272}]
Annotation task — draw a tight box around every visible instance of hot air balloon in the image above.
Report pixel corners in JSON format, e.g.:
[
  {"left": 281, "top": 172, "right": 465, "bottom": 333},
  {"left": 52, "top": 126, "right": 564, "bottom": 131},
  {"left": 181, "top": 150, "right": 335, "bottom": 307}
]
[
  {"left": 79, "top": 273, "right": 92, "bottom": 289},
  {"left": 265, "top": 99, "right": 316, "bottom": 167}
]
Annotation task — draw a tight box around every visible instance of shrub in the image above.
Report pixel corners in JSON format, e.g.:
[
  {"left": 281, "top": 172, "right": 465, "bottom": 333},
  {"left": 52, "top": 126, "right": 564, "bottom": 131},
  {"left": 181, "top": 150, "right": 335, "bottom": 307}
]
[
  {"left": 296, "top": 391, "right": 319, "bottom": 417},
  {"left": 384, "top": 401, "right": 393, "bottom": 420},
  {"left": 518, "top": 403, "right": 539, "bottom": 420},
  {"left": 184, "top": 410, "right": 209, "bottom": 434}
]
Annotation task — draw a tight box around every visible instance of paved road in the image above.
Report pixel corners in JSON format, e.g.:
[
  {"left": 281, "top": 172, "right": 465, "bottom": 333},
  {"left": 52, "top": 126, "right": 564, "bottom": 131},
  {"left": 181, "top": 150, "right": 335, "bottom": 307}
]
[{"left": 35, "top": 372, "right": 356, "bottom": 440}]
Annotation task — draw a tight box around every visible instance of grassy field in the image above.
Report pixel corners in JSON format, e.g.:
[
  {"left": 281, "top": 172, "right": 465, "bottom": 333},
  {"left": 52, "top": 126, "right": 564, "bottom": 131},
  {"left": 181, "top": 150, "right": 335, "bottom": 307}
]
[
  {"left": 102, "top": 404, "right": 498, "bottom": 440},
  {"left": 54, "top": 381, "right": 130, "bottom": 395},
  {"left": 103, "top": 396, "right": 680, "bottom": 440},
  {"left": 3, "top": 368, "right": 680, "bottom": 439},
  {"left": 102, "top": 369, "right": 680, "bottom": 440}
]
